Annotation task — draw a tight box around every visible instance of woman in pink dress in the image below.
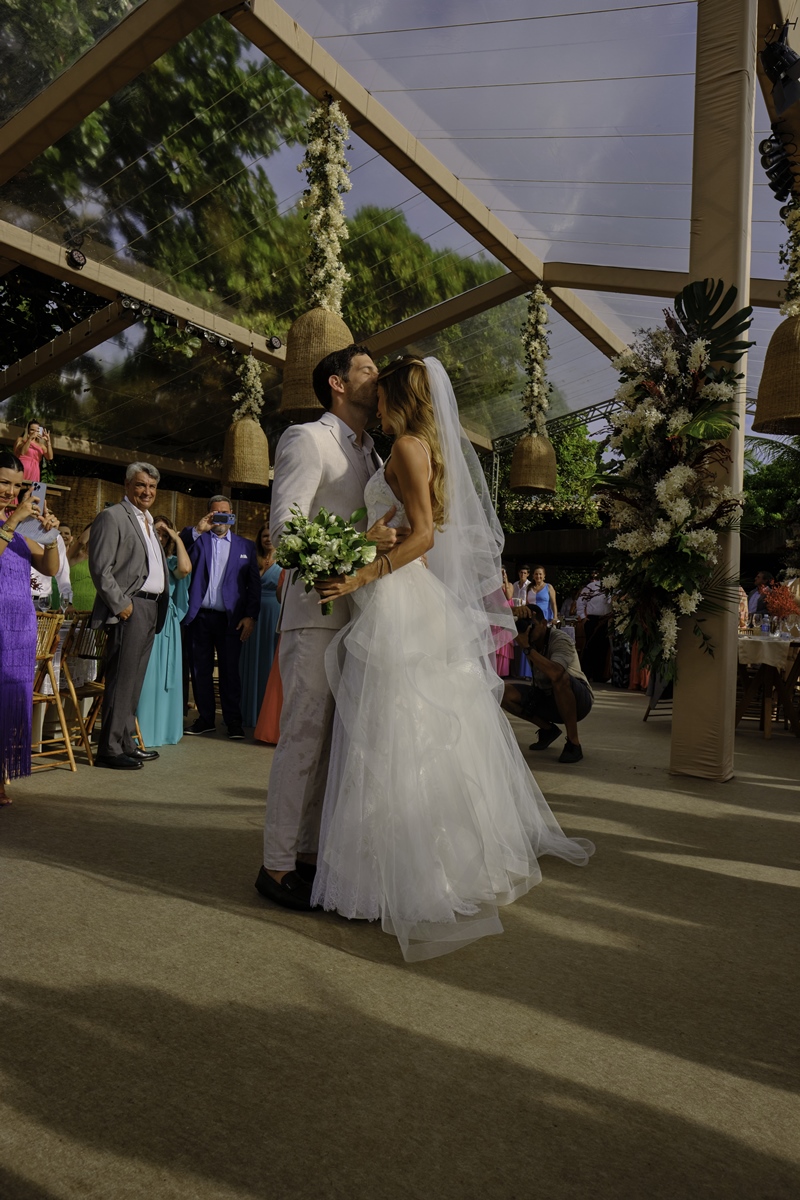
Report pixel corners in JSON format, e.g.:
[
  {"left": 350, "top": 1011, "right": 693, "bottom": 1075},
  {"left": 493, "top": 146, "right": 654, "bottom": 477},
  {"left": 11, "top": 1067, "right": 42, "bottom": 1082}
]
[{"left": 13, "top": 421, "right": 53, "bottom": 482}]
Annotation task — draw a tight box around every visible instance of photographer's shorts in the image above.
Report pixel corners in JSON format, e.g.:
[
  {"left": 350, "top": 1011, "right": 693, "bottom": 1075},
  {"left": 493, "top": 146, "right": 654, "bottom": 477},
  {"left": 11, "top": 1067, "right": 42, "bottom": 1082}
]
[{"left": 521, "top": 676, "right": 593, "bottom": 726}]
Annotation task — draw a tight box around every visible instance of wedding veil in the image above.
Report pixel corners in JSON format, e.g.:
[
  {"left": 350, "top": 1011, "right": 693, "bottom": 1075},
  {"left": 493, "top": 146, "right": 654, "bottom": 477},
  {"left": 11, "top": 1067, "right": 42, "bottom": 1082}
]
[{"left": 423, "top": 357, "right": 516, "bottom": 666}]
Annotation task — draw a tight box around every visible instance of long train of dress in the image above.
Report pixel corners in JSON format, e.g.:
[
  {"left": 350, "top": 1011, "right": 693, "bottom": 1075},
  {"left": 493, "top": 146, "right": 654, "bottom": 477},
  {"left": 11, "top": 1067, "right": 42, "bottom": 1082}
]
[{"left": 311, "top": 470, "right": 594, "bottom": 962}]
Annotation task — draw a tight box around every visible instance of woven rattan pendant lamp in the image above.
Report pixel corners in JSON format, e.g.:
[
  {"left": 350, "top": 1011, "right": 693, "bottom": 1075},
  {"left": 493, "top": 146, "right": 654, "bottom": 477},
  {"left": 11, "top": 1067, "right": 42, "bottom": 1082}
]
[
  {"left": 509, "top": 432, "right": 557, "bottom": 494},
  {"left": 279, "top": 307, "right": 354, "bottom": 423},
  {"left": 753, "top": 313, "right": 800, "bottom": 433},
  {"left": 509, "top": 286, "right": 557, "bottom": 494},
  {"left": 222, "top": 354, "right": 270, "bottom": 487},
  {"left": 222, "top": 418, "right": 270, "bottom": 487}
]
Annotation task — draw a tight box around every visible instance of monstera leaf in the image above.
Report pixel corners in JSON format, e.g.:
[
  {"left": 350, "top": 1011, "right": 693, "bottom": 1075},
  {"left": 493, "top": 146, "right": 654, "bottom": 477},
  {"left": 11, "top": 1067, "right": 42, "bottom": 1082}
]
[{"left": 673, "top": 278, "right": 753, "bottom": 364}]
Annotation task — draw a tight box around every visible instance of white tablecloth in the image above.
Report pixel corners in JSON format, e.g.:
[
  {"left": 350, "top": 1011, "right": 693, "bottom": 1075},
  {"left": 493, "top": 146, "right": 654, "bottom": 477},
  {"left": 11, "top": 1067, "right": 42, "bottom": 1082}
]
[{"left": 737, "top": 636, "right": 799, "bottom": 673}]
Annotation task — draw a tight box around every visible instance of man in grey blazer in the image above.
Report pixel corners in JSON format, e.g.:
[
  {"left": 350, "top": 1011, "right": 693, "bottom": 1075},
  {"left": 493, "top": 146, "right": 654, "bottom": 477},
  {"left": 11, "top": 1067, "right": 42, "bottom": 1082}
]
[
  {"left": 89, "top": 462, "right": 169, "bottom": 770},
  {"left": 256, "top": 344, "right": 401, "bottom": 911}
]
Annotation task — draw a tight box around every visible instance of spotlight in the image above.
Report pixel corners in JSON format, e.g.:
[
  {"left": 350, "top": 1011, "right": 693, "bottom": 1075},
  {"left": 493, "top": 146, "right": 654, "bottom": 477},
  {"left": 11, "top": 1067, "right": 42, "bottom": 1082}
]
[
  {"left": 66, "top": 247, "right": 86, "bottom": 270},
  {"left": 120, "top": 296, "right": 141, "bottom": 311},
  {"left": 140, "top": 306, "right": 152, "bottom": 317},
  {"left": 267, "top": 335, "right": 282, "bottom": 351},
  {"left": 185, "top": 323, "right": 197, "bottom": 335},
  {"left": 760, "top": 129, "right": 798, "bottom": 203},
  {"left": 217, "top": 338, "right": 230, "bottom": 350},
  {"left": 761, "top": 21, "right": 800, "bottom": 116}
]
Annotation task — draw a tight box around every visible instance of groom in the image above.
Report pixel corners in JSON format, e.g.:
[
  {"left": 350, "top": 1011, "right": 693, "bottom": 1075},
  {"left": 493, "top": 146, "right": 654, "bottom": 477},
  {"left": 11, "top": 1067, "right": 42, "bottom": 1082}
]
[{"left": 256, "top": 344, "right": 401, "bottom": 911}]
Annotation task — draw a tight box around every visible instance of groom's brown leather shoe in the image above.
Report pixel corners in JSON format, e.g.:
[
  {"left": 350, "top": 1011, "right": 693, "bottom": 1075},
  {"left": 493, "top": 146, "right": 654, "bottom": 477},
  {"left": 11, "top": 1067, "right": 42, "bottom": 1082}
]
[{"left": 255, "top": 866, "right": 314, "bottom": 912}]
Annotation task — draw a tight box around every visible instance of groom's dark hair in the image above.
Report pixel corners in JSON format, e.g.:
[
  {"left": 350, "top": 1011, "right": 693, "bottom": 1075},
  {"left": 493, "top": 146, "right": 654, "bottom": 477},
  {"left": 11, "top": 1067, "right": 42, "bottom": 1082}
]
[{"left": 312, "top": 344, "right": 372, "bottom": 409}]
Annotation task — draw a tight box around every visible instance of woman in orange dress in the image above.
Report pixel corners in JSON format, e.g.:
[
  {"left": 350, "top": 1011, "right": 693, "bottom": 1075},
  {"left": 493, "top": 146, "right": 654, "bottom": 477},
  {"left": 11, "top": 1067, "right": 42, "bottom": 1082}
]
[{"left": 253, "top": 569, "right": 285, "bottom": 744}]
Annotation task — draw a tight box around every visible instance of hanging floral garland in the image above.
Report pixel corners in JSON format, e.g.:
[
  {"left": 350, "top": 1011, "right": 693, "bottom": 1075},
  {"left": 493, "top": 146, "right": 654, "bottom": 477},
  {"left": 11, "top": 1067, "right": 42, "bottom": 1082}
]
[
  {"left": 778, "top": 195, "right": 800, "bottom": 316},
  {"left": 520, "top": 284, "right": 552, "bottom": 436},
  {"left": 595, "top": 280, "right": 752, "bottom": 680},
  {"left": 231, "top": 353, "right": 264, "bottom": 422},
  {"left": 297, "top": 93, "right": 352, "bottom": 316}
]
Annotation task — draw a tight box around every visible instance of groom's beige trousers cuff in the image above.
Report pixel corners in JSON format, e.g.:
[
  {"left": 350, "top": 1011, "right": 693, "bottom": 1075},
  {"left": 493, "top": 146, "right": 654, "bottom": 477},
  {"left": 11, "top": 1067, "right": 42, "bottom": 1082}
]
[{"left": 263, "top": 627, "right": 336, "bottom": 872}]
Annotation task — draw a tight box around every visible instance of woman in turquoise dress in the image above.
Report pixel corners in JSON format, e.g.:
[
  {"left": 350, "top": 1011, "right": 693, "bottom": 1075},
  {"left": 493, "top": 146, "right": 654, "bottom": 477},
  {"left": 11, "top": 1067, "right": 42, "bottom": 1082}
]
[
  {"left": 136, "top": 516, "right": 191, "bottom": 748},
  {"left": 530, "top": 564, "right": 557, "bottom": 624},
  {"left": 240, "top": 524, "right": 281, "bottom": 728}
]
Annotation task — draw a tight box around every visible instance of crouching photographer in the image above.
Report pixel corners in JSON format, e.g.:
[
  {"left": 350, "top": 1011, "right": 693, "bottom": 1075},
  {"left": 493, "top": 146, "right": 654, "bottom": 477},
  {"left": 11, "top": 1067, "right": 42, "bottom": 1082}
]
[{"left": 502, "top": 604, "right": 593, "bottom": 764}]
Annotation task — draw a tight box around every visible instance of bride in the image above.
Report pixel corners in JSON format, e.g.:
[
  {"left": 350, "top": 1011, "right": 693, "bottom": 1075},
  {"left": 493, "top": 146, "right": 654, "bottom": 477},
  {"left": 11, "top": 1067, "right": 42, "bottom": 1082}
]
[{"left": 313, "top": 356, "right": 594, "bottom": 961}]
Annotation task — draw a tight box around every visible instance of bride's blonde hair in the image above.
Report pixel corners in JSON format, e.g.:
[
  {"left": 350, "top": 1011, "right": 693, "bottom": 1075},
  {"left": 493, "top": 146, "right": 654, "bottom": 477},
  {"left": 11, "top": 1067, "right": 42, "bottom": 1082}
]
[{"left": 377, "top": 356, "right": 447, "bottom": 529}]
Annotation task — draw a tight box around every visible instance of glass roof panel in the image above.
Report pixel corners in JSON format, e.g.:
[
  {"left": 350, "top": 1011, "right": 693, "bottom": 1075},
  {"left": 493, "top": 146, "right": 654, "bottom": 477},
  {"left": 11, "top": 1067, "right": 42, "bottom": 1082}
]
[
  {"left": 278, "top": 0, "right": 698, "bottom": 273},
  {"left": 0, "top": 1, "right": 147, "bottom": 125}
]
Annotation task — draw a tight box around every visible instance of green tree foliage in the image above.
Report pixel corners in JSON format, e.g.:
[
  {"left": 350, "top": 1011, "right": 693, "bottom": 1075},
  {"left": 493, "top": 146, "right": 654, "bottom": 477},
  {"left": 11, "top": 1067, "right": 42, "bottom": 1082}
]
[
  {"left": 2, "top": 19, "right": 312, "bottom": 329},
  {"left": 743, "top": 435, "right": 800, "bottom": 529},
  {"left": 496, "top": 420, "right": 601, "bottom": 533}
]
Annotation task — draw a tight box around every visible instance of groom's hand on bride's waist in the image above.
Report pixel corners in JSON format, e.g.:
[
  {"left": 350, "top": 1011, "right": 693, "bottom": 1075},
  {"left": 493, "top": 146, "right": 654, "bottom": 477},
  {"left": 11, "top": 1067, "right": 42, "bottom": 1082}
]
[{"left": 366, "top": 505, "right": 410, "bottom": 552}]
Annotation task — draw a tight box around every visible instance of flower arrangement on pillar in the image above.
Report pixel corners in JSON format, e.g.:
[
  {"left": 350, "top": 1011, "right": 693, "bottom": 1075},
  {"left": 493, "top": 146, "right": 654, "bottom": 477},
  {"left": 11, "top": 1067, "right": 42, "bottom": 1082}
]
[
  {"left": 509, "top": 285, "right": 557, "bottom": 494},
  {"left": 595, "top": 279, "right": 753, "bottom": 681},
  {"left": 297, "top": 93, "right": 352, "bottom": 316}
]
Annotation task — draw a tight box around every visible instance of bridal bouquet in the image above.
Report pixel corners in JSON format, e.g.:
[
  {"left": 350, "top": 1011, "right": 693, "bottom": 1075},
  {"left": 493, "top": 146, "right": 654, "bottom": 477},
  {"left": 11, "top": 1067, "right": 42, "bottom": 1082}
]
[{"left": 275, "top": 505, "right": 377, "bottom": 615}]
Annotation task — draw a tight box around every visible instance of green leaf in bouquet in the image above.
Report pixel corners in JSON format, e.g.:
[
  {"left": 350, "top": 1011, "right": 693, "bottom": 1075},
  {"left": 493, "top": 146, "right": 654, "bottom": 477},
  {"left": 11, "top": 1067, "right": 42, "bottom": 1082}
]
[{"left": 350, "top": 507, "right": 367, "bottom": 523}]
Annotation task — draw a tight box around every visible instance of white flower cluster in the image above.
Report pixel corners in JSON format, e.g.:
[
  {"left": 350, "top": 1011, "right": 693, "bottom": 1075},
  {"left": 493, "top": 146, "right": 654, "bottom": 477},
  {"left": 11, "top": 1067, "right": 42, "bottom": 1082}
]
[
  {"left": 780, "top": 199, "right": 800, "bottom": 317},
  {"left": 658, "top": 609, "right": 678, "bottom": 659},
  {"left": 231, "top": 354, "right": 264, "bottom": 422},
  {"left": 276, "top": 504, "right": 377, "bottom": 614},
  {"left": 519, "top": 284, "right": 551, "bottom": 437},
  {"left": 298, "top": 96, "right": 352, "bottom": 315}
]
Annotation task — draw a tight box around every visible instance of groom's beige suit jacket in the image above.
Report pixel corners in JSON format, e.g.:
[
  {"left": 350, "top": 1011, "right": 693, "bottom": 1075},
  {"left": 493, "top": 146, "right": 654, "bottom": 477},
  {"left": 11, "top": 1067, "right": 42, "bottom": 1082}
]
[{"left": 269, "top": 412, "right": 380, "bottom": 633}]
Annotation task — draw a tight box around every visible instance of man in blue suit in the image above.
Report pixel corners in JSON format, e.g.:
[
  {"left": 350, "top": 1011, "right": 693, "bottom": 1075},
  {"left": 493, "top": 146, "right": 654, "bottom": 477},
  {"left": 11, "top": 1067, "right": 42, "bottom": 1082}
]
[{"left": 181, "top": 496, "right": 261, "bottom": 739}]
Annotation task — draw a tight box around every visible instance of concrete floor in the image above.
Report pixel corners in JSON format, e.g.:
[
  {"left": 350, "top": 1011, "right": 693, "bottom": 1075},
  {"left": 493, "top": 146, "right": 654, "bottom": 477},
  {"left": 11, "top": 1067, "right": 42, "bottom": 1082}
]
[{"left": 1, "top": 687, "right": 798, "bottom": 1200}]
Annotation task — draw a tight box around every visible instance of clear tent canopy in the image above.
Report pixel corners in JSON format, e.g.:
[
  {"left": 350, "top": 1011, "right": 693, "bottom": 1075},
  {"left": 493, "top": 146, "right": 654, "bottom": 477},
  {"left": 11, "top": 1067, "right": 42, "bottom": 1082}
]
[{"left": 0, "top": 0, "right": 789, "bottom": 476}]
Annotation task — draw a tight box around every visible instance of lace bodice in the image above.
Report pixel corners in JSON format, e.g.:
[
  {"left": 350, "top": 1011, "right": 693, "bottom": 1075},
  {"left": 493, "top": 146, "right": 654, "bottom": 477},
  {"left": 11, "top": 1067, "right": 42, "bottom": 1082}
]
[{"left": 365, "top": 465, "right": 407, "bottom": 529}]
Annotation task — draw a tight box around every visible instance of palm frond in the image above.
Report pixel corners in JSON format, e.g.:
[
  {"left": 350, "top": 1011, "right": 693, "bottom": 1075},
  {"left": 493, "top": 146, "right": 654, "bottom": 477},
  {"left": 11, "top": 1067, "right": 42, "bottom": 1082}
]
[{"left": 673, "top": 279, "right": 754, "bottom": 363}]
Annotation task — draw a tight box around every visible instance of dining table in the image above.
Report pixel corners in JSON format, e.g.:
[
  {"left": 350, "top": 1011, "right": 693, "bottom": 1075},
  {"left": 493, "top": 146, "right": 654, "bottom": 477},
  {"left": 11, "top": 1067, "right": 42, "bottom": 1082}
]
[{"left": 736, "top": 635, "right": 800, "bottom": 738}]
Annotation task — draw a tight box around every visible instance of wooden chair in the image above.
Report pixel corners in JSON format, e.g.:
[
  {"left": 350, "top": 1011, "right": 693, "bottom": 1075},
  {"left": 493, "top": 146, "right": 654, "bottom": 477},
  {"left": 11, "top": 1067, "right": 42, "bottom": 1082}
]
[
  {"left": 60, "top": 611, "right": 147, "bottom": 762},
  {"left": 59, "top": 612, "right": 104, "bottom": 765},
  {"left": 31, "top": 611, "right": 77, "bottom": 772}
]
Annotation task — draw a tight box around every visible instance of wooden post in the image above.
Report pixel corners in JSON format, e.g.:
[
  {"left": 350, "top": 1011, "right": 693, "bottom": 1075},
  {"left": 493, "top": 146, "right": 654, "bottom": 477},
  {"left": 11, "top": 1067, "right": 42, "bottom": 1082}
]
[{"left": 670, "top": 0, "right": 757, "bottom": 780}]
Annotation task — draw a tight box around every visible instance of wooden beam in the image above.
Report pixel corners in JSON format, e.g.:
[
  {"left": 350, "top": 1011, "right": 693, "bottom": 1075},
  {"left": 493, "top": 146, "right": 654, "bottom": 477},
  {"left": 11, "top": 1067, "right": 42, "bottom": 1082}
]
[
  {"left": 0, "top": 0, "right": 230, "bottom": 187},
  {"left": 0, "top": 218, "right": 285, "bottom": 365},
  {"left": 227, "top": 0, "right": 627, "bottom": 360},
  {"left": 0, "top": 422, "right": 219, "bottom": 481},
  {"left": 0, "top": 302, "right": 138, "bottom": 401},
  {"left": 543, "top": 262, "right": 784, "bottom": 307},
  {"left": 364, "top": 274, "right": 528, "bottom": 357}
]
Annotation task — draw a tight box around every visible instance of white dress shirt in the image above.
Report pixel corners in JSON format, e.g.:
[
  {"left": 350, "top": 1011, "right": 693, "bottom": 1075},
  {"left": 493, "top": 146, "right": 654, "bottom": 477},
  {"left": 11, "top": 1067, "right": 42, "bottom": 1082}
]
[
  {"left": 194, "top": 527, "right": 231, "bottom": 611},
  {"left": 330, "top": 412, "right": 377, "bottom": 491},
  {"left": 576, "top": 579, "right": 612, "bottom": 618},
  {"left": 512, "top": 580, "right": 532, "bottom": 605},
  {"left": 123, "top": 497, "right": 165, "bottom": 594}
]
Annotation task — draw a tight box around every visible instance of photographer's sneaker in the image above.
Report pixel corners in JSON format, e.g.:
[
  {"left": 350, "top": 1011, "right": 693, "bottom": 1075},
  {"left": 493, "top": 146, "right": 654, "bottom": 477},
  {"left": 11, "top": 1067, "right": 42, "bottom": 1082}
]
[
  {"left": 529, "top": 725, "right": 562, "bottom": 752},
  {"left": 558, "top": 740, "right": 583, "bottom": 764}
]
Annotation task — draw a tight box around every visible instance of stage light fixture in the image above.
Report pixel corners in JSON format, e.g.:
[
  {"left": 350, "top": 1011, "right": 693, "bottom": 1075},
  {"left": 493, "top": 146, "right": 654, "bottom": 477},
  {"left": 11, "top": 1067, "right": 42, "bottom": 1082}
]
[
  {"left": 761, "top": 21, "right": 800, "bottom": 116},
  {"left": 267, "top": 335, "right": 282, "bottom": 351},
  {"left": 66, "top": 247, "right": 86, "bottom": 270}
]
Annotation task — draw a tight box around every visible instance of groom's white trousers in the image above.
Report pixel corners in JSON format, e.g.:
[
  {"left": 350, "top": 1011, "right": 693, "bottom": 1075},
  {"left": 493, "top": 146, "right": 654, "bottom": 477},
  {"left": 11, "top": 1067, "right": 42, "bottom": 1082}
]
[{"left": 263, "top": 628, "right": 336, "bottom": 872}]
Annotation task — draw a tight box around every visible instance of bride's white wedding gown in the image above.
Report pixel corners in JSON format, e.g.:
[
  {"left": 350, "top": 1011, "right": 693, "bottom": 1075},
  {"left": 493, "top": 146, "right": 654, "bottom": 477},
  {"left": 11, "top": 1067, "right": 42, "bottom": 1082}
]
[{"left": 311, "top": 466, "right": 594, "bottom": 961}]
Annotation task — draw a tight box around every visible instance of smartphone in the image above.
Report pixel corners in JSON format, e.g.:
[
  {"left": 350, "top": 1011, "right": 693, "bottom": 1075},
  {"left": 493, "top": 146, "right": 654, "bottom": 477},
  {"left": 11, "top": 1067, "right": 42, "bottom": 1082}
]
[
  {"left": 210, "top": 512, "right": 236, "bottom": 526},
  {"left": 13, "top": 481, "right": 59, "bottom": 545}
]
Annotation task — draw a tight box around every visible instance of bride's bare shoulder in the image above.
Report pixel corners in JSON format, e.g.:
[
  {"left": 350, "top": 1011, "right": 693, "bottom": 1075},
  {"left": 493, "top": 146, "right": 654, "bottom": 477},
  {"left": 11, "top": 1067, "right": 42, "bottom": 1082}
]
[{"left": 393, "top": 434, "right": 430, "bottom": 464}]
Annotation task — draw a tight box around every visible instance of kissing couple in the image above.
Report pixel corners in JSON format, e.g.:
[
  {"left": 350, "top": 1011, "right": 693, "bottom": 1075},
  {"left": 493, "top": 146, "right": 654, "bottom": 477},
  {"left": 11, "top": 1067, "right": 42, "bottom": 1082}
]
[{"left": 256, "top": 347, "right": 593, "bottom": 961}]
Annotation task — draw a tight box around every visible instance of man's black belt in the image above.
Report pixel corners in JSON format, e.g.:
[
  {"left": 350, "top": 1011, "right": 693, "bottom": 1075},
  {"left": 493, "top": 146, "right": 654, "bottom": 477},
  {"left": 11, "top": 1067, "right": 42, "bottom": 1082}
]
[{"left": 134, "top": 590, "right": 160, "bottom": 601}]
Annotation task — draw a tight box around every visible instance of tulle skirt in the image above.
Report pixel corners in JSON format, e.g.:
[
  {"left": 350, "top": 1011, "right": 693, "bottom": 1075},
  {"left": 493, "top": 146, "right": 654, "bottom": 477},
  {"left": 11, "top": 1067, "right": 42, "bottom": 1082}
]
[{"left": 311, "top": 561, "right": 594, "bottom": 961}]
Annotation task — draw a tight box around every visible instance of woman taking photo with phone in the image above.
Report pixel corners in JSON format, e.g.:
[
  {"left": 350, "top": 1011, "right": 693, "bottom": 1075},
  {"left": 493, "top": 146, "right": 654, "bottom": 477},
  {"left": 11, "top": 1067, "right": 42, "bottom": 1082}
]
[
  {"left": 13, "top": 420, "right": 53, "bottom": 483},
  {"left": 0, "top": 451, "right": 61, "bottom": 804}
]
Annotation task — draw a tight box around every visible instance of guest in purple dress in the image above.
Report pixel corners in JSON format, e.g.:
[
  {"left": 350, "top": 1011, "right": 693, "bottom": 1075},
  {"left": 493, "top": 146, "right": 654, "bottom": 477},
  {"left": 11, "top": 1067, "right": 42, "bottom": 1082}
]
[{"left": 0, "top": 451, "right": 61, "bottom": 805}]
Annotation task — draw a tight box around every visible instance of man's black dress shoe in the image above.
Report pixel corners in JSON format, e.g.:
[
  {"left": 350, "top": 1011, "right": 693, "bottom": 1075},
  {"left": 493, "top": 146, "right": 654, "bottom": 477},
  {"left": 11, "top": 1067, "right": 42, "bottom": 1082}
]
[
  {"left": 294, "top": 860, "right": 317, "bottom": 884},
  {"left": 131, "top": 749, "right": 160, "bottom": 761},
  {"left": 254, "top": 866, "right": 314, "bottom": 912},
  {"left": 95, "top": 754, "right": 143, "bottom": 770}
]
